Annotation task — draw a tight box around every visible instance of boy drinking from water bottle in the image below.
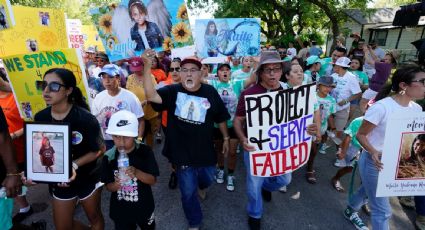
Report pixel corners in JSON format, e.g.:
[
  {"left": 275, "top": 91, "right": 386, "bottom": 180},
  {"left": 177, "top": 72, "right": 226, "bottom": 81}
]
[{"left": 101, "top": 110, "right": 159, "bottom": 230}]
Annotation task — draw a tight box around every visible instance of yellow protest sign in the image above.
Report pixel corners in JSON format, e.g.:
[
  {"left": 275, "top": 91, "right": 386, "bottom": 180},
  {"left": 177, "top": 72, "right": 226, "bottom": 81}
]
[
  {"left": 0, "top": 6, "right": 68, "bottom": 57},
  {"left": 82, "top": 24, "right": 105, "bottom": 52},
  {"left": 3, "top": 49, "right": 90, "bottom": 120},
  {"left": 0, "top": 0, "right": 15, "bottom": 30}
]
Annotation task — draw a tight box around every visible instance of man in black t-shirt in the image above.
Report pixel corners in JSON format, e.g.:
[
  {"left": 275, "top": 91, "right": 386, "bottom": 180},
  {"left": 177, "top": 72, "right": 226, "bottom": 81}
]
[
  {"left": 142, "top": 49, "right": 230, "bottom": 229},
  {"left": 0, "top": 107, "right": 22, "bottom": 228}
]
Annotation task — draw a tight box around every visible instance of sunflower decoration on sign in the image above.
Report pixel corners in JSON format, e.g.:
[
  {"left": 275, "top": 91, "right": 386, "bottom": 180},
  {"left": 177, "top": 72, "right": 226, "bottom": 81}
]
[
  {"left": 172, "top": 22, "right": 191, "bottom": 43},
  {"left": 176, "top": 4, "right": 188, "bottom": 20},
  {"left": 106, "top": 35, "right": 118, "bottom": 50},
  {"left": 162, "top": 37, "right": 174, "bottom": 51},
  {"left": 99, "top": 14, "right": 113, "bottom": 34}
]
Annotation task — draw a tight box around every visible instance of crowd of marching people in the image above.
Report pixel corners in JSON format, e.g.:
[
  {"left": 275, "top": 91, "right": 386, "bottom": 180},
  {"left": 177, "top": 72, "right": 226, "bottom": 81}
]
[{"left": 1, "top": 33, "right": 425, "bottom": 230}]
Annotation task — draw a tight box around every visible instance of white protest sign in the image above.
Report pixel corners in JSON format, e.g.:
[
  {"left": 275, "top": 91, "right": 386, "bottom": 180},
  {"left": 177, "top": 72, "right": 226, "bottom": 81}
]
[
  {"left": 377, "top": 112, "right": 425, "bottom": 197},
  {"left": 66, "top": 19, "right": 84, "bottom": 50},
  {"left": 245, "top": 83, "right": 316, "bottom": 177}
]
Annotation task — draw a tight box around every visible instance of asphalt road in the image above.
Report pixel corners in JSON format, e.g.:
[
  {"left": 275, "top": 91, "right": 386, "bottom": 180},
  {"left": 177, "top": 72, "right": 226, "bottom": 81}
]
[{"left": 16, "top": 141, "right": 417, "bottom": 230}]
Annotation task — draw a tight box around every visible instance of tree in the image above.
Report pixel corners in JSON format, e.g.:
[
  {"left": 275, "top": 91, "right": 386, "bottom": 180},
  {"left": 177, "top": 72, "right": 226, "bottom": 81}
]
[
  {"left": 188, "top": 0, "right": 369, "bottom": 50},
  {"left": 10, "top": 0, "right": 118, "bottom": 24}
]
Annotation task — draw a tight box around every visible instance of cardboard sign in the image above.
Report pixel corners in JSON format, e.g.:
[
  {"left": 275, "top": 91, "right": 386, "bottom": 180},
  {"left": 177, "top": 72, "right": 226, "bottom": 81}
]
[
  {"left": 0, "top": 0, "right": 15, "bottom": 30},
  {"left": 89, "top": 0, "right": 193, "bottom": 62},
  {"left": 81, "top": 24, "right": 105, "bottom": 52},
  {"left": 195, "top": 18, "right": 261, "bottom": 59},
  {"left": 0, "top": 6, "right": 68, "bottom": 57},
  {"left": 245, "top": 83, "right": 316, "bottom": 177},
  {"left": 3, "top": 48, "right": 90, "bottom": 120},
  {"left": 377, "top": 112, "right": 425, "bottom": 197}
]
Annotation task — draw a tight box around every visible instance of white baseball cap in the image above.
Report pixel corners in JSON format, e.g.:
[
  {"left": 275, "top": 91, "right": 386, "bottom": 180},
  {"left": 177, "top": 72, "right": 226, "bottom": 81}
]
[
  {"left": 333, "top": 57, "right": 351, "bottom": 68},
  {"left": 105, "top": 110, "right": 138, "bottom": 137}
]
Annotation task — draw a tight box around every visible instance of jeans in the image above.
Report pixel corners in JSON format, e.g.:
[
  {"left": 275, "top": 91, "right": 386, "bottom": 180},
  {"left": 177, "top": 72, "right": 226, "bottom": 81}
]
[
  {"left": 243, "top": 151, "right": 292, "bottom": 218},
  {"left": 348, "top": 151, "right": 391, "bottom": 230},
  {"left": 415, "top": 196, "right": 425, "bottom": 216},
  {"left": 176, "top": 166, "right": 215, "bottom": 228}
]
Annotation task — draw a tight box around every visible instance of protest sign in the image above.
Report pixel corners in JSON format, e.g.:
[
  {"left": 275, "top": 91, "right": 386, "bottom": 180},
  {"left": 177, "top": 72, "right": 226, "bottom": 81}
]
[
  {"left": 2, "top": 48, "right": 90, "bottom": 121},
  {"left": 377, "top": 112, "right": 425, "bottom": 197},
  {"left": 245, "top": 83, "right": 316, "bottom": 177},
  {"left": 89, "top": 0, "right": 193, "bottom": 62},
  {"left": 66, "top": 19, "right": 84, "bottom": 51},
  {"left": 0, "top": 6, "right": 68, "bottom": 57},
  {"left": 195, "top": 18, "right": 261, "bottom": 59},
  {"left": 82, "top": 24, "right": 105, "bottom": 52},
  {"left": 0, "top": 0, "right": 15, "bottom": 30}
]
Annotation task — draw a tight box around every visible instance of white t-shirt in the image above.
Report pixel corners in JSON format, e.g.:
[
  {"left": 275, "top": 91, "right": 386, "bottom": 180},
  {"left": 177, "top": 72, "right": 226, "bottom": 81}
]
[
  {"left": 365, "top": 97, "right": 422, "bottom": 152},
  {"left": 91, "top": 88, "right": 144, "bottom": 140},
  {"left": 138, "top": 28, "right": 150, "bottom": 49},
  {"left": 287, "top": 47, "right": 297, "bottom": 58},
  {"left": 331, "top": 71, "right": 362, "bottom": 111},
  {"left": 232, "top": 69, "right": 252, "bottom": 81}
]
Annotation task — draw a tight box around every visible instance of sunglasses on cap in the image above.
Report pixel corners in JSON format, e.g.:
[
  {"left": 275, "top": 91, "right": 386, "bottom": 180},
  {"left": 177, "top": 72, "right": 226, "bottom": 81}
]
[
  {"left": 170, "top": 67, "right": 181, "bottom": 72},
  {"left": 35, "top": 80, "right": 66, "bottom": 92}
]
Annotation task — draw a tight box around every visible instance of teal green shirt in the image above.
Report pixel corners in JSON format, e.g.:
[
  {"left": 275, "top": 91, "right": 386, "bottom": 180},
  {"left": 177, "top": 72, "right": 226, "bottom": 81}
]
[
  {"left": 344, "top": 117, "right": 364, "bottom": 149},
  {"left": 314, "top": 92, "right": 337, "bottom": 134},
  {"left": 209, "top": 79, "right": 244, "bottom": 127},
  {"left": 350, "top": 70, "right": 369, "bottom": 85}
]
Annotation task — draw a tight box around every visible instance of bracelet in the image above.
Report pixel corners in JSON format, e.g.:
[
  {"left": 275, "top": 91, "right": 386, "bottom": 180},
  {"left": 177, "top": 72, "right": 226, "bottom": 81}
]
[
  {"left": 223, "top": 136, "right": 230, "bottom": 141},
  {"left": 72, "top": 161, "right": 79, "bottom": 170},
  {"left": 6, "top": 172, "right": 20, "bottom": 177}
]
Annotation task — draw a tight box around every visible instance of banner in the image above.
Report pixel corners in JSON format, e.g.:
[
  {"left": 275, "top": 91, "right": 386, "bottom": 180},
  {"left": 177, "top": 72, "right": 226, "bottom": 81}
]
[
  {"left": 2, "top": 49, "right": 90, "bottom": 121},
  {"left": 245, "top": 83, "right": 316, "bottom": 177},
  {"left": 195, "top": 18, "right": 261, "bottom": 59},
  {"left": 0, "top": 0, "right": 15, "bottom": 30},
  {"left": 89, "top": 0, "right": 193, "bottom": 62},
  {"left": 377, "top": 112, "right": 425, "bottom": 197},
  {"left": 66, "top": 19, "right": 84, "bottom": 51},
  {"left": 81, "top": 25, "right": 105, "bottom": 52},
  {"left": 0, "top": 6, "right": 68, "bottom": 57}
]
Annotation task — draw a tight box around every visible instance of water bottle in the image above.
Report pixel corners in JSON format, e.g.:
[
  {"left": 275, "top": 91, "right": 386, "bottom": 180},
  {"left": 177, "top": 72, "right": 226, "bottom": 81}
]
[
  {"left": 117, "top": 148, "right": 130, "bottom": 186},
  {"left": 326, "top": 130, "right": 342, "bottom": 145}
]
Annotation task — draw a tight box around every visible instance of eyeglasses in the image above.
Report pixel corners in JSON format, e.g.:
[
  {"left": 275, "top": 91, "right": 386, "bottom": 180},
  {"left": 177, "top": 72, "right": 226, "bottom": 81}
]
[
  {"left": 35, "top": 81, "right": 66, "bottom": 92},
  {"left": 170, "top": 67, "right": 181, "bottom": 72},
  {"left": 181, "top": 68, "right": 200, "bottom": 74},
  {"left": 263, "top": 67, "right": 282, "bottom": 74},
  {"left": 411, "top": 79, "right": 425, "bottom": 85}
]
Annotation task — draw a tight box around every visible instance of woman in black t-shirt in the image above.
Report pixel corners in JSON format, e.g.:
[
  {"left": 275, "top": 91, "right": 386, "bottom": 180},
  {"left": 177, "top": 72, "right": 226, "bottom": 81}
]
[{"left": 34, "top": 68, "right": 105, "bottom": 229}]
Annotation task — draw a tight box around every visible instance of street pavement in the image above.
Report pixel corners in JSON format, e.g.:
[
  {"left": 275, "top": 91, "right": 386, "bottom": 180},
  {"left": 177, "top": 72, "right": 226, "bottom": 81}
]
[{"left": 16, "top": 141, "right": 417, "bottom": 230}]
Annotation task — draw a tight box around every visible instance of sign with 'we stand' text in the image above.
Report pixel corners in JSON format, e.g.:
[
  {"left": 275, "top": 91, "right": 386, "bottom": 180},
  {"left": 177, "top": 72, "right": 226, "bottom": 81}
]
[{"left": 245, "top": 83, "right": 316, "bottom": 177}]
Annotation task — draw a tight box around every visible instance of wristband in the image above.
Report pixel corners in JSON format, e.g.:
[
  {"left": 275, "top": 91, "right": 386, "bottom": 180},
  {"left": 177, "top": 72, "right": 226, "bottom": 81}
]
[
  {"left": 223, "top": 136, "right": 230, "bottom": 141},
  {"left": 72, "top": 161, "right": 79, "bottom": 170},
  {"left": 6, "top": 172, "right": 20, "bottom": 177}
]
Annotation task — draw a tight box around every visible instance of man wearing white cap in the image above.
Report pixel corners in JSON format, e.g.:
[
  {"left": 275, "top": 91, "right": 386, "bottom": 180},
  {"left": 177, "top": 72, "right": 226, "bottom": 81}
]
[{"left": 330, "top": 57, "right": 362, "bottom": 141}]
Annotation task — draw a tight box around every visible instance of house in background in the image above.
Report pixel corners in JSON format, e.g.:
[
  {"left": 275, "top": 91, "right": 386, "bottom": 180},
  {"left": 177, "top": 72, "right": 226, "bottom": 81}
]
[{"left": 326, "top": 8, "right": 425, "bottom": 62}]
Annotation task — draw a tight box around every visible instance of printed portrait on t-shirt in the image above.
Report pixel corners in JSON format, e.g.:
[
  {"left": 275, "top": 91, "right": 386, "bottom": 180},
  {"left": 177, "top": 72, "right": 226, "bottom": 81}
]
[
  {"left": 175, "top": 92, "right": 209, "bottom": 123},
  {"left": 218, "top": 87, "right": 237, "bottom": 120}
]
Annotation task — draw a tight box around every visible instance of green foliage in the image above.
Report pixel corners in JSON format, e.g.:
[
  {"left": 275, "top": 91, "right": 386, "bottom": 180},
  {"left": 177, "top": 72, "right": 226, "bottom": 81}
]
[
  {"left": 188, "top": 0, "right": 370, "bottom": 50},
  {"left": 10, "top": 0, "right": 119, "bottom": 24}
]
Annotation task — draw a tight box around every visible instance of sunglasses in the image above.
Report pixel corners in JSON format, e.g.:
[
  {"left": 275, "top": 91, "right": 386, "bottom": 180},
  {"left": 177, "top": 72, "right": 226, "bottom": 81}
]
[
  {"left": 170, "top": 67, "right": 181, "bottom": 72},
  {"left": 411, "top": 79, "right": 425, "bottom": 86},
  {"left": 35, "top": 81, "right": 66, "bottom": 92}
]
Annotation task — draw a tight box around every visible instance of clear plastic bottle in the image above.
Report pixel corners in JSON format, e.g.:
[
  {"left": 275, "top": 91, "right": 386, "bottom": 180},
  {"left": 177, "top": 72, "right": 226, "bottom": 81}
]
[{"left": 117, "top": 148, "right": 130, "bottom": 186}]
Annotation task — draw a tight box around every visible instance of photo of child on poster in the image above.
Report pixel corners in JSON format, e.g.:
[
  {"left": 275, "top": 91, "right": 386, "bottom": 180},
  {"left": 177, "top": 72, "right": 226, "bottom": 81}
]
[
  {"left": 32, "top": 132, "right": 64, "bottom": 174},
  {"left": 397, "top": 133, "right": 425, "bottom": 179},
  {"left": 0, "top": 5, "right": 9, "bottom": 29},
  {"left": 90, "top": 0, "right": 193, "bottom": 62}
]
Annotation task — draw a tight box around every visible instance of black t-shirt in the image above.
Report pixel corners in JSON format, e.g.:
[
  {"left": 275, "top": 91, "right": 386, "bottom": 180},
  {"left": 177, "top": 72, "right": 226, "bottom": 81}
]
[
  {"left": 350, "top": 48, "right": 365, "bottom": 60},
  {"left": 151, "top": 83, "right": 230, "bottom": 167},
  {"left": 34, "top": 105, "right": 103, "bottom": 184},
  {"left": 0, "top": 108, "right": 8, "bottom": 184},
  {"left": 101, "top": 144, "right": 159, "bottom": 222}
]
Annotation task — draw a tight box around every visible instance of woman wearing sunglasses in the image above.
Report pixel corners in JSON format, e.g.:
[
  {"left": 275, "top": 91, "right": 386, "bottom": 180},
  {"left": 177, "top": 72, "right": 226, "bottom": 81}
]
[{"left": 34, "top": 68, "right": 105, "bottom": 230}]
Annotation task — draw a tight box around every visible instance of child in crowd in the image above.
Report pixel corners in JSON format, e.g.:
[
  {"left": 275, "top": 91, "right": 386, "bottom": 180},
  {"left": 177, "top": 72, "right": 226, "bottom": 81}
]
[
  {"left": 306, "top": 76, "right": 336, "bottom": 183},
  {"left": 101, "top": 110, "right": 159, "bottom": 230},
  {"left": 332, "top": 116, "right": 364, "bottom": 192}
]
